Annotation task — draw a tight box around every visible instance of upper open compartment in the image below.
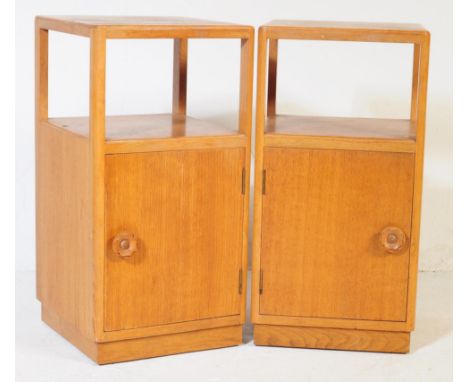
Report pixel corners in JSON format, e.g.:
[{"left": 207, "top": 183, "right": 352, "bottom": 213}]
[
  {"left": 38, "top": 16, "right": 254, "bottom": 149},
  {"left": 259, "top": 20, "right": 430, "bottom": 150}
]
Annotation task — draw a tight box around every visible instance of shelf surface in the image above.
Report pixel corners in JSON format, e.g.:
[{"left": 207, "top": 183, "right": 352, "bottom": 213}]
[
  {"left": 265, "top": 115, "right": 416, "bottom": 141},
  {"left": 49, "top": 114, "right": 240, "bottom": 141}
]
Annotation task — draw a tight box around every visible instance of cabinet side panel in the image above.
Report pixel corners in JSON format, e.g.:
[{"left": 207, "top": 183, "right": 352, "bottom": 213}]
[{"left": 36, "top": 123, "right": 94, "bottom": 339}]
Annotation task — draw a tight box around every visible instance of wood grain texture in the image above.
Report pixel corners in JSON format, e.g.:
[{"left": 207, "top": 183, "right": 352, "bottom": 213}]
[
  {"left": 39, "top": 15, "right": 248, "bottom": 27},
  {"left": 172, "top": 39, "right": 188, "bottom": 118},
  {"left": 43, "top": 306, "right": 242, "bottom": 364},
  {"left": 251, "top": 22, "right": 430, "bottom": 353},
  {"left": 406, "top": 35, "right": 431, "bottom": 330},
  {"left": 36, "top": 16, "right": 254, "bottom": 362},
  {"left": 35, "top": 22, "right": 48, "bottom": 301},
  {"left": 260, "top": 148, "right": 414, "bottom": 322},
  {"left": 250, "top": 26, "right": 268, "bottom": 330},
  {"left": 97, "top": 325, "right": 242, "bottom": 364},
  {"left": 261, "top": 20, "right": 429, "bottom": 43},
  {"left": 104, "top": 149, "right": 245, "bottom": 331},
  {"left": 264, "top": 20, "right": 427, "bottom": 31},
  {"left": 264, "top": 134, "right": 415, "bottom": 153},
  {"left": 254, "top": 325, "right": 410, "bottom": 353},
  {"left": 49, "top": 114, "right": 240, "bottom": 140},
  {"left": 238, "top": 34, "right": 254, "bottom": 322},
  {"left": 253, "top": 311, "right": 410, "bottom": 332},
  {"left": 36, "top": 122, "right": 94, "bottom": 339},
  {"left": 264, "top": 115, "right": 416, "bottom": 153},
  {"left": 105, "top": 134, "right": 247, "bottom": 154},
  {"left": 266, "top": 115, "right": 416, "bottom": 140},
  {"left": 36, "top": 16, "right": 253, "bottom": 39},
  {"left": 267, "top": 39, "right": 278, "bottom": 117},
  {"left": 89, "top": 27, "right": 107, "bottom": 342}
]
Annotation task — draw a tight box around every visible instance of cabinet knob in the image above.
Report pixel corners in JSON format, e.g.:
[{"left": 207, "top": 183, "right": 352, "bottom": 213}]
[
  {"left": 379, "top": 226, "right": 407, "bottom": 254},
  {"left": 112, "top": 232, "right": 137, "bottom": 257}
]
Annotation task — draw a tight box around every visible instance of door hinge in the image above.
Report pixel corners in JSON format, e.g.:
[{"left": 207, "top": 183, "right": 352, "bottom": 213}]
[
  {"left": 259, "top": 269, "right": 264, "bottom": 294},
  {"left": 238, "top": 269, "right": 243, "bottom": 294},
  {"left": 262, "top": 169, "right": 266, "bottom": 195},
  {"left": 241, "top": 168, "right": 246, "bottom": 195}
]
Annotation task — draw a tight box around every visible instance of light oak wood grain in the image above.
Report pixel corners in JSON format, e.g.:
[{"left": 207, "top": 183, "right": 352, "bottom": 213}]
[
  {"left": 406, "top": 36, "right": 430, "bottom": 330},
  {"left": 264, "top": 134, "right": 415, "bottom": 153},
  {"left": 266, "top": 115, "right": 416, "bottom": 140},
  {"left": 267, "top": 39, "right": 278, "bottom": 117},
  {"left": 97, "top": 325, "right": 242, "bottom": 364},
  {"left": 36, "top": 16, "right": 253, "bottom": 39},
  {"left": 254, "top": 325, "right": 410, "bottom": 353},
  {"left": 49, "top": 114, "right": 240, "bottom": 140},
  {"left": 104, "top": 149, "right": 245, "bottom": 331},
  {"left": 261, "top": 20, "right": 429, "bottom": 43},
  {"left": 36, "top": 121, "right": 94, "bottom": 340},
  {"left": 251, "top": 21, "right": 430, "bottom": 353},
  {"left": 35, "top": 22, "right": 48, "bottom": 301},
  {"left": 89, "top": 27, "right": 107, "bottom": 342},
  {"left": 264, "top": 115, "right": 416, "bottom": 152},
  {"left": 260, "top": 148, "right": 414, "bottom": 322},
  {"left": 172, "top": 38, "right": 188, "bottom": 119},
  {"left": 238, "top": 35, "right": 254, "bottom": 322},
  {"left": 37, "top": 16, "right": 254, "bottom": 363},
  {"left": 42, "top": 306, "right": 242, "bottom": 364}
]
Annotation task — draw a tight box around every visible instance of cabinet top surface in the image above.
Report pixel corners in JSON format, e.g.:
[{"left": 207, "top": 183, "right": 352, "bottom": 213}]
[
  {"left": 261, "top": 20, "right": 429, "bottom": 43},
  {"left": 263, "top": 20, "right": 428, "bottom": 32},
  {"left": 37, "top": 15, "right": 250, "bottom": 28}
]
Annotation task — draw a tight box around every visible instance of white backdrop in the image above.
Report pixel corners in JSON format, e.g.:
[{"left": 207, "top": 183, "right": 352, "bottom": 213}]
[{"left": 15, "top": 0, "right": 452, "bottom": 271}]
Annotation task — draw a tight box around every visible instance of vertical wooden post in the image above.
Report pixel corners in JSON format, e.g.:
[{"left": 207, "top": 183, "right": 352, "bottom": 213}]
[
  {"left": 172, "top": 38, "right": 188, "bottom": 115},
  {"left": 172, "top": 38, "right": 188, "bottom": 137},
  {"left": 238, "top": 29, "right": 254, "bottom": 322},
  {"left": 410, "top": 43, "right": 421, "bottom": 121},
  {"left": 267, "top": 39, "right": 278, "bottom": 117},
  {"left": 407, "top": 33, "right": 430, "bottom": 330},
  {"left": 239, "top": 32, "right": 254, "bottom": 136},
  {"left": 238, "top": 35, "right": 254, "bottom": 135},
  {"left": 35, "top": 26, "right": 48, "bottom": 122},
  {"left": 89, "top": 27, "right": 107, "bottom": 340},
  {"left": 35, "top": 23, "right": 48, "bottom": 300},
  {"left": 251, "top": 26, "right": 268, "bottom": 324}
]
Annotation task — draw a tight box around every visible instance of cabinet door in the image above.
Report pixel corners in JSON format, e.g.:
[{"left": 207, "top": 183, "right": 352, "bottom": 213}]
[
  {"left": 104, "top": 148, "right": 245, "bottom": 331},
  {"left": 260, "top": 148, "right": 414, "bottom": 322}
]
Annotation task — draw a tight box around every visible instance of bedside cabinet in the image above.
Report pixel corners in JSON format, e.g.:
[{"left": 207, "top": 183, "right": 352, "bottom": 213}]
[
  {"left": 36, "top": 16, "right": 254, "bottom": 364},
  {"left": 251, "top": 21, "right": 430, "bottom": 353}
]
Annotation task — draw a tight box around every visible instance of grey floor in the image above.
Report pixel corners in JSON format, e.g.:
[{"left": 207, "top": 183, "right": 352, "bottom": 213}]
[{"left": 16, "top": 270, "right": 452, "bottom": 381}]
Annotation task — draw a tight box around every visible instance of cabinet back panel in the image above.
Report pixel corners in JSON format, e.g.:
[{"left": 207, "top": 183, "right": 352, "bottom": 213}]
[
  {"left": 104, "top": 148, "right": 245, "bottom": 331},
  {"left": 260, "top": 147, "right": 414, "bottom": 322}
]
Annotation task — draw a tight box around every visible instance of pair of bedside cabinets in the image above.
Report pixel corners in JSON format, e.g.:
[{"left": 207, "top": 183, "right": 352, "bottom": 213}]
[{"left": 35, "top": 16, "right": 430, "bottom": 364}]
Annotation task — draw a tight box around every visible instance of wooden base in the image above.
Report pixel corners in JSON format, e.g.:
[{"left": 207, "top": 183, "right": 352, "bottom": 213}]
[
  {"left": 254, "top": 324, "right": 410, "bottom": 354},
  {"left": 42, "top": 306, "right": 242, "bottom": 364}
]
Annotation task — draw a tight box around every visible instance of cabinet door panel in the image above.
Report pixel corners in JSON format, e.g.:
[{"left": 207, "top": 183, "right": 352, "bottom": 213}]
[
  {"left": 260, "top": 148, "right": 414, "bottom": 322},
  {"left": 105, "top": 148, "right": 245, "bottom": 331}
]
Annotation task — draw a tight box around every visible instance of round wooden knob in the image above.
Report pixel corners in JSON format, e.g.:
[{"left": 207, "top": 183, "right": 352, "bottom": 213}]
[
  {"left": 380, "top": 226, "right": 406, "bottom": 254},
  {"left": 112, "top": 232, "right": 137, "bottom": 257}
]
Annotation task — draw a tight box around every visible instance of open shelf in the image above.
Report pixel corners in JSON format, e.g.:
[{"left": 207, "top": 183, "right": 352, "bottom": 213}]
[
  {"left": 266, "top": 115, "right": 416, "bottom": 140},
  {"left": 46, "top": 114, "right": 246, "bottom": 154},
  {"left": 264, "top": 115, "right": 416, "bottom": 153},
  {"left": 49, "top": 113, "right": 240, "bottom": 140}
]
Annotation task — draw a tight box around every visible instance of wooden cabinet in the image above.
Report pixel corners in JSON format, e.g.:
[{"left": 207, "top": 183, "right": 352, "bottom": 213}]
[
  {"left": 36, "top": 16, "right": 254, "bottom": 364},
  {"left": 251, "top": 21, "right": 430, "bottom": 353}
]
